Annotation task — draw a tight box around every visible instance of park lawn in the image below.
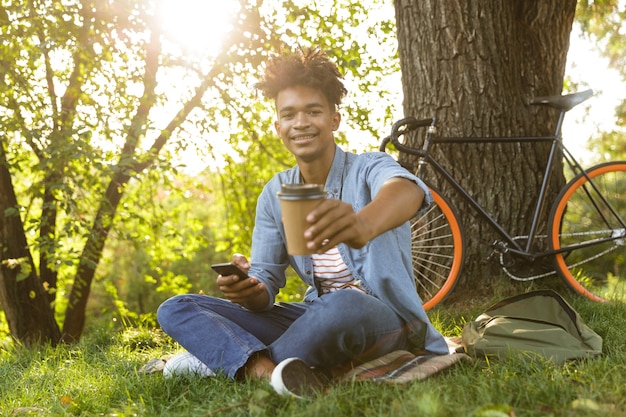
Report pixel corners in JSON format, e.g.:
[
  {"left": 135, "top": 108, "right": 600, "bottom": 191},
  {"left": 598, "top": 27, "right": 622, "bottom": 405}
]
[{"left": 1, "top": 292, "right": 625, "bottom": 417}]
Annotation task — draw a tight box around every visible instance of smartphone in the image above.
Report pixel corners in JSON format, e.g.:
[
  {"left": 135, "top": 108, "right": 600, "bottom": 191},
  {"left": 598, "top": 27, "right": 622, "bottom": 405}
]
[{"left": 211, "top": 262, "right": 249, "bottom": 280}]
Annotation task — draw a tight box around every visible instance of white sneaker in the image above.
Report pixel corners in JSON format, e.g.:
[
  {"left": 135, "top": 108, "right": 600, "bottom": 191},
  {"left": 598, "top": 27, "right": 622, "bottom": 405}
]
[
  {"left": 270, "top": 358, "right": 328, "bottom": 398},
  {"left": 163, "top": 352, "right": 215, "bottom": 378}
]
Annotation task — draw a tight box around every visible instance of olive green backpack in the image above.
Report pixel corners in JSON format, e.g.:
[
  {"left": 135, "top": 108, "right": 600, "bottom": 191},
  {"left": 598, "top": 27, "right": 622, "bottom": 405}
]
[{"left": 461, "top": 290, "right": 603, "bottom": 364}]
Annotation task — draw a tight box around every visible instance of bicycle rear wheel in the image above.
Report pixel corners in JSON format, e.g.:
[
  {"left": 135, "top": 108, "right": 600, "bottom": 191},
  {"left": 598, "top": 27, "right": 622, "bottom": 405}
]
[
  {"left": 549, "top": 161, "right": 626, "bottom": 303},
  {"left": 412, "top": 185, "right": 465, "bottom": 310}
]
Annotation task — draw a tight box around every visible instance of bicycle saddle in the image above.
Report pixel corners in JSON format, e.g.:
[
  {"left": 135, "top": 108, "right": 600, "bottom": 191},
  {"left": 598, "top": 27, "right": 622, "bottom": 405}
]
[{"left": 530, "top": 89, "right": 593, "bottom": 111}]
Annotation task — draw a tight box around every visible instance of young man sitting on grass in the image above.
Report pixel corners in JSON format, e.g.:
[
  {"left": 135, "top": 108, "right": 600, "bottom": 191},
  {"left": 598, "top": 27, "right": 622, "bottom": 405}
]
[{"left": 157, "top": 47, "right": 448, "bottom": 398}]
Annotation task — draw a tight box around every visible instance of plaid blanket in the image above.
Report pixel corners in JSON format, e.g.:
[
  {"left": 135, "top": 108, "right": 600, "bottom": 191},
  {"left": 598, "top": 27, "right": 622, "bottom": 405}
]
[{"left": 342, "top": 350, "right": 470, "bottom": 384}]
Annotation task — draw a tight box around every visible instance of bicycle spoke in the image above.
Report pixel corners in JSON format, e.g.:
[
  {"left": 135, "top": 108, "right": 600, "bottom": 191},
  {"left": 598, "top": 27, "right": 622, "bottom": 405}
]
[
  {"left": 413, "top": 253, "right": 456, "bottom": 275},
  {"left": 412, "top": 249, "right": 455, "bottom": 262}
]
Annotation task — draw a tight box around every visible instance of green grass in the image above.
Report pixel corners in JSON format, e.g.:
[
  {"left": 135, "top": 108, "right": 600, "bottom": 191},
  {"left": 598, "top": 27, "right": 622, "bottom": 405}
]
[{"left": 1, "top": 295, "right": 625, "bottom": 417}]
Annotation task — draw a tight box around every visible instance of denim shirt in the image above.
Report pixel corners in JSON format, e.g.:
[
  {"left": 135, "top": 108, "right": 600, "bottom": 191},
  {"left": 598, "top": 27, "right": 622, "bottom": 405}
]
[{"left": 249, "top": 145, "right": 448, "bottom": 355}]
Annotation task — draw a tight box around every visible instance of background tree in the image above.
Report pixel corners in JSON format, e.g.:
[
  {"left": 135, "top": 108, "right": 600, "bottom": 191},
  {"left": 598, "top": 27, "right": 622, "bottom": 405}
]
[
  {"left": 394, "top": 1, "right": 579, "bottom": 299},
  {"left": 0, "top": 0, "right": 398, "bottom": 345}
]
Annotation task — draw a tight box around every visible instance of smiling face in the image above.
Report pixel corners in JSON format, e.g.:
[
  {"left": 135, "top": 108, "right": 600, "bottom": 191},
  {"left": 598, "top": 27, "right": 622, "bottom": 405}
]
[{"left": 274, "top": 85, "right": 341, "bottom": 167}]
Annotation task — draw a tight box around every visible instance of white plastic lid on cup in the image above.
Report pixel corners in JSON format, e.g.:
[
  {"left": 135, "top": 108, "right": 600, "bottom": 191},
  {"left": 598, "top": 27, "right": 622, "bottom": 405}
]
[{"left": 276, "top": 184, "right": 326, "bottom": 200}]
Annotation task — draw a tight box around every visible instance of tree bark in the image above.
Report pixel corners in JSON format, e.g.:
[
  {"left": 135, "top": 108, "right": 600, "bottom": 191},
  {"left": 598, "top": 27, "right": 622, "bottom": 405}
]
[
  {"left": 0, "top": 145, "right": 61, "bottom": 346},
  {"left": 394, "top": 0, "right": 577, "bottom": 299}
]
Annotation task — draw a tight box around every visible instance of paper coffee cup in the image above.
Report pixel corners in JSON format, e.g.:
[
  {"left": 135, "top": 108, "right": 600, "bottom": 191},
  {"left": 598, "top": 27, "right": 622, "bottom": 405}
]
[{"left": 277, "top": 184, "right": 326, "bottom": 255}]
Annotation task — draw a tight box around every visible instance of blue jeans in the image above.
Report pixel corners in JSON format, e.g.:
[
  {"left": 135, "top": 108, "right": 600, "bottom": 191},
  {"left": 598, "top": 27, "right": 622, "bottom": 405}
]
[{"left": 157, "top": 290, "right": 409, "bottom": 378}]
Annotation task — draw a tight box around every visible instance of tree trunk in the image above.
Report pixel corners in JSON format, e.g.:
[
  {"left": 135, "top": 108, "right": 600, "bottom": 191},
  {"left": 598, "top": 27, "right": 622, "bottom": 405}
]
[
  {"left": 0, "top": 145, "right": 61, "bottom": 346},
  {"left": 394, "top": 1, "right": 577, "bottom": 300},
  {"left": 40, "top": 176, "right": 59, "bottom": 305},
  {"left": 61, "top": 31, "right": 220, "bottom": 342}
]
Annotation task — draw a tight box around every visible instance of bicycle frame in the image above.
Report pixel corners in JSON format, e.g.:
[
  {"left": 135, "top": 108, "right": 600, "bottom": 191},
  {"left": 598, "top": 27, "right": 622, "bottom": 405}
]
[
  {"left": 421, "top": 135, "right": 559, "bottom": 260},
  {"left": 387, "top": 114, "right": 624, "bottom": 262}
]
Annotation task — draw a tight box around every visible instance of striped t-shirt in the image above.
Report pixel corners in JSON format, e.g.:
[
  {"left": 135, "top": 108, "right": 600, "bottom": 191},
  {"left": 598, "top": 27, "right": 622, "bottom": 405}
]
[{"left": 311, "top": 246, "right": 366, "bottom": 294}]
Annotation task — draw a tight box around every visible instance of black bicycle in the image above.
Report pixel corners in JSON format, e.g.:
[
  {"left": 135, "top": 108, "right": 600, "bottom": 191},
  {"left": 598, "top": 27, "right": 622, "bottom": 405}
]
[{"left": 380, "top": 90, "right": 626, "bottom": 310}]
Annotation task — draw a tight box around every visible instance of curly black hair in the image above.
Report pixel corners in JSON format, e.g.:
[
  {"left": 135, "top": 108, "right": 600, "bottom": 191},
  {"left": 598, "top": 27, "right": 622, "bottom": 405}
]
[{"left": 255, "top": 47, "right": 347, "bottom": 110}]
